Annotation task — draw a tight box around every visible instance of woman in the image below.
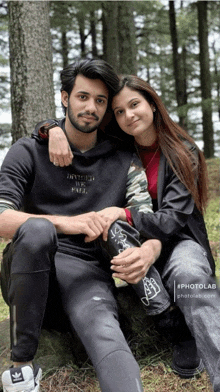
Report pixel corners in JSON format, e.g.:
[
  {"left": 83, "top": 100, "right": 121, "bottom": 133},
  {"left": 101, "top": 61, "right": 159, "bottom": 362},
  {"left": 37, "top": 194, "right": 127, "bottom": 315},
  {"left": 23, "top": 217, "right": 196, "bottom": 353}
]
[{"left": 35, "top": 76, "right": 220, "bottom": 390}]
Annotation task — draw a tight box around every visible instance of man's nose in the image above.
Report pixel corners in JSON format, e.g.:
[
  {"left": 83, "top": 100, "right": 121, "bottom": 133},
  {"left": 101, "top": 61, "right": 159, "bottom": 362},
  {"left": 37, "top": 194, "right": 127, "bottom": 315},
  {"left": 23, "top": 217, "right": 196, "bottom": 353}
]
[{"left": 85, "top": 99, "right": 97, "bottom": 113}]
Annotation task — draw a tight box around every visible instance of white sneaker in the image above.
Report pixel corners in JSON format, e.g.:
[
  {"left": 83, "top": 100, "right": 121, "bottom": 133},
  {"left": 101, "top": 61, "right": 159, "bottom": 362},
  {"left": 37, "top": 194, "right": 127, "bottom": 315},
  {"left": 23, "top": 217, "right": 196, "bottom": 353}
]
[{"left": 1, "top": 364, "right": 42, "bottom": 392}]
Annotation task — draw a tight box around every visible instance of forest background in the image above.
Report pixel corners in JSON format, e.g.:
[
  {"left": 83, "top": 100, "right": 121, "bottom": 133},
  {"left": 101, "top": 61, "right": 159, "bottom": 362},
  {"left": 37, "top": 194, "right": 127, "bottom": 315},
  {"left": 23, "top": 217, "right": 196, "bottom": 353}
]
[
  {"left": 0, "top": 0, "right": 219, "bottom": 159},
  {"left": 0, "top": 1, "right": 219, "bottom": 391}
]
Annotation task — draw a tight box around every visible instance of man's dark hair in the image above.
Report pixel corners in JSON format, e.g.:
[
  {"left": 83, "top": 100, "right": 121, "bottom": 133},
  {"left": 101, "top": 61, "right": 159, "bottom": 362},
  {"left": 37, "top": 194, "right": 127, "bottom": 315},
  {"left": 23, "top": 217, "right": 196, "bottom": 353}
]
[{"left": 60, "top": 58, "right": 119, "bottom": 114}]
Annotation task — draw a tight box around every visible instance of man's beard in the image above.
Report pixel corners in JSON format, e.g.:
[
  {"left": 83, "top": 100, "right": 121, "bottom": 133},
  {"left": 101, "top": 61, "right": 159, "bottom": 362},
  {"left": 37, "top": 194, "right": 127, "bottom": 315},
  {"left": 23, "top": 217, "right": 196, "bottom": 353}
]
[{"left": 67, "top": 104, "right": 102, "bottom": 134}]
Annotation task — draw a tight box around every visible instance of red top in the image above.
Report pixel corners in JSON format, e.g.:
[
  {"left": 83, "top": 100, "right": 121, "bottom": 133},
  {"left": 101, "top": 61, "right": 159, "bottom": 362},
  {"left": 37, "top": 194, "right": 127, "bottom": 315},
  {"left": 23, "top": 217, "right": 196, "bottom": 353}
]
[{"left": 137, "top": 141, "right": 160, "bottom": 200}]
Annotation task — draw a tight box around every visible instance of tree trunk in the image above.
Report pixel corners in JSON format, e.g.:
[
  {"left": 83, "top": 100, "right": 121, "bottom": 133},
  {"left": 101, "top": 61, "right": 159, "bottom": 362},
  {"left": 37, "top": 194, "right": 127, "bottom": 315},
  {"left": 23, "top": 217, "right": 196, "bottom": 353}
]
[
  {"left": 118, "top": 2, "right": 137, "bottom": 75},
  {"left": 61, "top": 31, "right": 69, "bottom": 69},
  {"left": 212, "top": 40, "right": 220, "bottom": 121},
  {"left": 102, "top": 2, "right": 119, "bottom": 72},
  {"left": 197, "top": 1, "right": 214, "bottom": 158},
  {"left": 169, "top": 1, "right": 187, "bottom": 128},
  {"left": 90, "top": 10, "right": 98, "bottom": 58},
  {"left": 77, "top": 12, "right": 86, "bottom": 58},
  {"left": 8, "top": 1, "right": 55, "bottom": 143}
]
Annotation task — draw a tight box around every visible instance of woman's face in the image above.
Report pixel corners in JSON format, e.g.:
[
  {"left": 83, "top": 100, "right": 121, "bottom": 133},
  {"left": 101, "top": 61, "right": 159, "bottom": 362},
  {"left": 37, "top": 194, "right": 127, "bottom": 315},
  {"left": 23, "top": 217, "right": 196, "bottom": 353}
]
[{"left": 112, "top": 86, "right": 157, "bottom": 145}]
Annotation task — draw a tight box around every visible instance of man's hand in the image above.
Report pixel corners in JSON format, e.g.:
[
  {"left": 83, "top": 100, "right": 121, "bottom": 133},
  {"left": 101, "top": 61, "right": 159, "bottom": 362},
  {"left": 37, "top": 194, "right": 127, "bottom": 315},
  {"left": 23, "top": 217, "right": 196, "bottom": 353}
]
[
  {"left": 56, "top": 208, "right": 126, "bottom": 243},
  {"left": 56, "top": 211, "right": 109, "bottom": 242},
  {"left": 110, "top": 239, "right": 162, "bottom": 284},
  {"left": 0, "top": 210, "right": 109, "bottom": 241},
  {"left": 97, "top": 207, "right": 126, "bottom": 230},
  {"left": 49, "top": 127, "right": 73, "bottom": 167}
]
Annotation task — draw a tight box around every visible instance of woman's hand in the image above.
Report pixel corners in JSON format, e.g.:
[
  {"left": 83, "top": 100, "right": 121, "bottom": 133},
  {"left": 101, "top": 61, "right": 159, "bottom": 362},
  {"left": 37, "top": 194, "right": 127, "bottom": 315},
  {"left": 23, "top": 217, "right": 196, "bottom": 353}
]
[
  {"left": 97, "top": 207, "right": 127, "bottom": 240},
  {"left": 110, "top": 239, "right": 162, "bottom": 284},
  {"left": 49, "top": 127, "right": 73, "bottom": 167}
]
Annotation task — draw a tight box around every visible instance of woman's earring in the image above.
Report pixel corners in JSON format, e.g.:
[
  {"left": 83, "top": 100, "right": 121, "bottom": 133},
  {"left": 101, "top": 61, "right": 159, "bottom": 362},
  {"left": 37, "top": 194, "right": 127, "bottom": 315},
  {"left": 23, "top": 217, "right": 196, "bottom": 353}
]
[{"left": 153, "top": 107, "right": 156, "bottom": 112}]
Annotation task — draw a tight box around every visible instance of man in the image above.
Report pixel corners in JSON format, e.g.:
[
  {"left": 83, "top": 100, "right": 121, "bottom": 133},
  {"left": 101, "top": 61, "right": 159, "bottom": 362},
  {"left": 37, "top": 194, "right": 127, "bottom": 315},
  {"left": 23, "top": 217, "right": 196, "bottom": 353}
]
[{"left": 0, "top": 58, "right": 164, "bottom": 392}]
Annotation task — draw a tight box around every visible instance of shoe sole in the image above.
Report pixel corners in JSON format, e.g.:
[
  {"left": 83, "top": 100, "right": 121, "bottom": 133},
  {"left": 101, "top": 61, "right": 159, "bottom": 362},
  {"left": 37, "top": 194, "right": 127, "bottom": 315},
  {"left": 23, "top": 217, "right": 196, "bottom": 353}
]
[{"left": 171, "top": 359, "right": 204, "bottom": 379}]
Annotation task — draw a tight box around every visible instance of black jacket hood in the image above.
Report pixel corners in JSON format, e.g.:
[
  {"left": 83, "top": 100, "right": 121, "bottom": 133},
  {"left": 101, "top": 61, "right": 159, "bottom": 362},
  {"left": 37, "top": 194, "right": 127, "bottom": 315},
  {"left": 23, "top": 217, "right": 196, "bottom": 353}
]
[{"left": 32, "top": 117, "right": 132, "bottom": 159}]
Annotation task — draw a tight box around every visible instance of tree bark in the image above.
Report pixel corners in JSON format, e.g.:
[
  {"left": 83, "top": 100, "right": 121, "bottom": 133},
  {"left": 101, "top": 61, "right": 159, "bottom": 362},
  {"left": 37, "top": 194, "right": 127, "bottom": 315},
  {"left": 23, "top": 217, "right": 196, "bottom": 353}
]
[
  {"left": 77, "top": 11, "right": 86, "bottom": 58},
  {"left": 118, "top": 2, "right": 137, "bottom": 75},
  {"left": 197, "top": 1, "right": 214, "bottom": 158},
  {"left": 61, "top": 31, "right": 69, "bottom": 69},
  {"left": 90, "top": 10, "right": 98, "bottom": 58},
  {"left": 8, "top": 1, "right": 55, "bottom": 142},
  {"left": 212, "top": 40, "right": 220, "bottom": 121},
  {"left": 169, "top": 1, "right": 187, "bottom": 128},
  {"left": 102, "top": 2, "right": 119, "bottom": 71}
]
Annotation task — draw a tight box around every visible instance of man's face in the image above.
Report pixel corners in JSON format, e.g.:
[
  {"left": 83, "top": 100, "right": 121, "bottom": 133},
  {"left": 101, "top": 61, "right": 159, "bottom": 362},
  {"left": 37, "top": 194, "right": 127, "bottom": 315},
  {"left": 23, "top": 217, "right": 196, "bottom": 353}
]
[{"left": 62, "top": 75, "right": 109, "bottom": 134}]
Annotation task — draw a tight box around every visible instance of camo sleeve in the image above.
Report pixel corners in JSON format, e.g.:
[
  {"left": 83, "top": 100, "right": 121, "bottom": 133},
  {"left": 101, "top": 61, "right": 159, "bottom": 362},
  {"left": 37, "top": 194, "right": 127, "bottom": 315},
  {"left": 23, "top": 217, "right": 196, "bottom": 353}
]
[
  {"left": 125, "top": 153, "right": 153, "bottom": 214},
  {"left": 0, "top": 199, "right": 17, "bottom": 213}
]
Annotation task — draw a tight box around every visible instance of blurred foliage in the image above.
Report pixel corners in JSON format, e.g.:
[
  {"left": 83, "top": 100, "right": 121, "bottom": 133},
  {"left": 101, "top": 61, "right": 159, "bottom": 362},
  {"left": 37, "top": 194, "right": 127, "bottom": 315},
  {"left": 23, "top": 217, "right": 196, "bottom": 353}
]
[
  {"left": 0, "top": 0, "right": 220, "bottom": 147},
  {"left": 205, "top": 198, "right": 219, "bottom": 242}
]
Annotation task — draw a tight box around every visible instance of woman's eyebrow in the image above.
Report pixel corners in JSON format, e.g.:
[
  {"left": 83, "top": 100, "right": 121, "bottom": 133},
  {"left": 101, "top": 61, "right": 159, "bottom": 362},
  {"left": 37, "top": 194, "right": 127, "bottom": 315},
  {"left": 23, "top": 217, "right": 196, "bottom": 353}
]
[{"left": 113, "top": 97, "right": 139, "bottom": 111}]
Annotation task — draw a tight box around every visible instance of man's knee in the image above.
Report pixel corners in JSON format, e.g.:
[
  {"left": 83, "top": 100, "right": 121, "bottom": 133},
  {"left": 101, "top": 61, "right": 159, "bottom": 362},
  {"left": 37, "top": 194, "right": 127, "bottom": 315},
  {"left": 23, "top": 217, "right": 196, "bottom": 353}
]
[
  {"left": 8, "top": 218, "right": 57, "bottom": 273},
  {"left": 15, "top": 217, "right": 57, "bottom": 253},
  {"left": 71, "top": 295, "right": 118, "bottom": 333},
  {"left": 68, "top": 298, "right": 128, "bottom": 364},
  {"left": 80, "top": 314, "right": 128, "bottom": 366}
]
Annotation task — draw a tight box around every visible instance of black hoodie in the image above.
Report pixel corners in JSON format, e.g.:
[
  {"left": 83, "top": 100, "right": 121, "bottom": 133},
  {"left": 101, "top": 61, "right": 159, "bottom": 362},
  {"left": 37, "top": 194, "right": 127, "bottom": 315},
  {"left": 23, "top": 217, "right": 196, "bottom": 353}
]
[{"left": 0, "top": 119, "right": 152, "bottom": 253}]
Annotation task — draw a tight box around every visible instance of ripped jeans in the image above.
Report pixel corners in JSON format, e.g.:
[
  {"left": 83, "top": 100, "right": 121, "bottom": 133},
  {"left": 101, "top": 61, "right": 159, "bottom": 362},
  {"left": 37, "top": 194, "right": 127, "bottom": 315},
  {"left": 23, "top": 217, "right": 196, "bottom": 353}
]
[
  {"left": 161, "top": 240, "right": 220, "bottom": 392},
  {"left": 1, "top": 217, "right": 144, "bottom": 392}
]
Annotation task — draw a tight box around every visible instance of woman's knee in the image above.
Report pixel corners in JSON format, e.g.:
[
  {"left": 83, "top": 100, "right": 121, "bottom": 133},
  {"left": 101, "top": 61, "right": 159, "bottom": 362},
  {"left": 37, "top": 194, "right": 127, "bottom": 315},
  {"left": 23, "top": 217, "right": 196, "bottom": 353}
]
[{"left": 164, "top": 240, "right": 212, "bottom": 280}]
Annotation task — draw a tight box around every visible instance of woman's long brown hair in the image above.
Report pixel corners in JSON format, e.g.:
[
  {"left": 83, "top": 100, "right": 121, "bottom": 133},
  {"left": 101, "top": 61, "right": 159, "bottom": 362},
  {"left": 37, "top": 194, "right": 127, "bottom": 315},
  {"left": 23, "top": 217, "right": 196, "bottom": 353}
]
[{"left": 108, "top": 75, "right": 208, "bottom": 213}]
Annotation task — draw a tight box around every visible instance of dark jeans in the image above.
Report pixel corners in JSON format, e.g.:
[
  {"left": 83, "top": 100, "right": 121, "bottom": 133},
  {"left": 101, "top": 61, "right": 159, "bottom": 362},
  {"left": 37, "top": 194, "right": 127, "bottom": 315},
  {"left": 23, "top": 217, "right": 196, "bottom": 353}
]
[
  {"left": 161, "top": 240, "right": 220, "bottom": 392},
  {"left": 0, "top": 218, "right": 143, "bottom": 392}
]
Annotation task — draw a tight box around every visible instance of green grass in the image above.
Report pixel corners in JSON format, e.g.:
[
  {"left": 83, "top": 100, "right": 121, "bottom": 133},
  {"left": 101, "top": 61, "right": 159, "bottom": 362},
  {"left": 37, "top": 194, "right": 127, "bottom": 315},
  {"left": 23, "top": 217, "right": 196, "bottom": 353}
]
[
  {"left": 0, "top": 295, "right": 8, "bottom": 322},
  {"left": 0, "top": 239, "right": 9, "bottom": 321},
  {"left": 205, "top": 197, "right": 219, "bottom": 242},
  {"left": 205, "top": 157, "right": 220, "bottom": 276}
]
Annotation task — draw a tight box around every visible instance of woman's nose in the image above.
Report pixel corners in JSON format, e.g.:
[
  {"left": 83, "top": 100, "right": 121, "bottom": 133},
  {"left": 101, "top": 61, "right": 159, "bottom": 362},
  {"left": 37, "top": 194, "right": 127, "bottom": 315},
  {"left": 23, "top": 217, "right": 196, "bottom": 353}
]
[{"left": 125, "top": 109, "right": 134, "bottom": 120}]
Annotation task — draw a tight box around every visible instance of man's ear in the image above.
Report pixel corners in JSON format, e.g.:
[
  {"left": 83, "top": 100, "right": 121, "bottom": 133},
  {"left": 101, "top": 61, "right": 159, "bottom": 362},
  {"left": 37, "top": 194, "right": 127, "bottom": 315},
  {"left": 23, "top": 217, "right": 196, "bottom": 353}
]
[{"left": 61, "top": 91, "right": 68, "bottom": 108}]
